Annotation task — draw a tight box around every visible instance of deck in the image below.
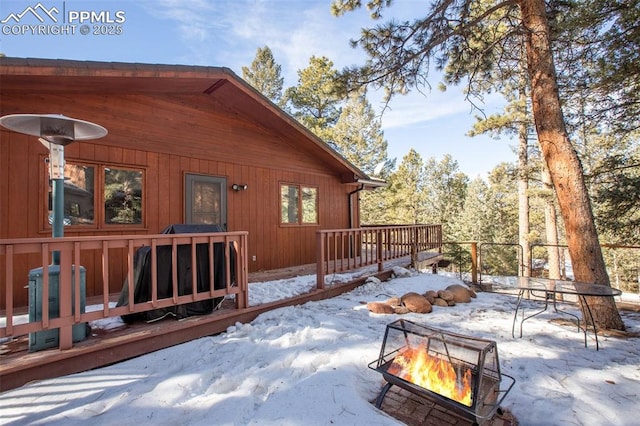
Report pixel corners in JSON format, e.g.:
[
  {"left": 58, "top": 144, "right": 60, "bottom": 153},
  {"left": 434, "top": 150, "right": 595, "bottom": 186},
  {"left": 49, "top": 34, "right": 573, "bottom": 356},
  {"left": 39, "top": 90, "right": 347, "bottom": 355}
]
[
  {"left": 1, "top": 225, "right": 444, "bottom": 392},
  {"left": 0, "top": 253, "right": 445, "bottom": 392}
]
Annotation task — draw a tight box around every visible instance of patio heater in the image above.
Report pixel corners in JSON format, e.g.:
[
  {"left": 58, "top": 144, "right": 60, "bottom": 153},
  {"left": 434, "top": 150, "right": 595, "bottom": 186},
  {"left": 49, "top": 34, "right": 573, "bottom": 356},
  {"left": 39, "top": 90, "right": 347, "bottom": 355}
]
[{"left": 0, "top": 114, "right": 107, "bottom": 351}]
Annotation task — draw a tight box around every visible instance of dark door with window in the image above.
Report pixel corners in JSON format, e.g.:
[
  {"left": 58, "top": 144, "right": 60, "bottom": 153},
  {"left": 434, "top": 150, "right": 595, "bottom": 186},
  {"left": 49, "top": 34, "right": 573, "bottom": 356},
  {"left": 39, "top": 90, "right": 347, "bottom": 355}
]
[{"left": 185, "top": 174, "right": 227, "bottom": 229}]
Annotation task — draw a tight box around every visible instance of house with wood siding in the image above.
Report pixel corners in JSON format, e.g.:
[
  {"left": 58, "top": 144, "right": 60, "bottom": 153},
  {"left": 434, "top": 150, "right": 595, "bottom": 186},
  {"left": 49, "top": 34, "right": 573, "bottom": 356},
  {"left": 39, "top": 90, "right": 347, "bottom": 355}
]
[{"left": 0, "top": 57, "right": 384, "bottom": 307}]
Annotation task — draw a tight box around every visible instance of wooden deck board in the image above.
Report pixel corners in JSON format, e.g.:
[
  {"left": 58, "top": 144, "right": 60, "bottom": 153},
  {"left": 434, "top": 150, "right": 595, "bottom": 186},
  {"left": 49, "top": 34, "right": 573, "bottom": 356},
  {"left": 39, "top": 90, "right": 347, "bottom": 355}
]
[
  {"left": 0, "top": 251, "right": 452, "bottom": 392},
  {"left": 1, "top": 258, "right": 419, "bottom": 392}
]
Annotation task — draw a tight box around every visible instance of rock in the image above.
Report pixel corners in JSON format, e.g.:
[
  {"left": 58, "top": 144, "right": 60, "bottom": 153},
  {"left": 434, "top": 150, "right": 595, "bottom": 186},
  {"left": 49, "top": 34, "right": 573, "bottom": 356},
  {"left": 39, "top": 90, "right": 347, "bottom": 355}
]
[
  {"left": 386, "top": 297, "right": 402, "bottom": 307},
  {"left": 446, "top": 284, "right": 472, "bottom": 303},
  {"left": 393, "top": 306, "right": 411, "bottom": 314},
  {"left": 401, "top": 292, "right": 433, "bottom": 313},
  {"left": 437, "top": 289, "right": 455, "bottom": 302},
  {"left": 447, "top": 299, "right": 456, "bottom": 306},
  {"left": 423, "top": 290, "right": 438, "bottom": 304},
  {"left": 433, "top": 298, "right": 448, "bottom": 307},
  {"left": 366, "top": 302, "right": 394, "bottom": 314}
]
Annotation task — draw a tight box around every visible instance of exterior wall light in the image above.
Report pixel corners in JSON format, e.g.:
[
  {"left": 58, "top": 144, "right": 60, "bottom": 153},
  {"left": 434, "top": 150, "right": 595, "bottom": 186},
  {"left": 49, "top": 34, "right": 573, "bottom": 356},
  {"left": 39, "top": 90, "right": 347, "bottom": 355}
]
[{"left": 232, "top": 184, "right": 248, "bottom": 191}]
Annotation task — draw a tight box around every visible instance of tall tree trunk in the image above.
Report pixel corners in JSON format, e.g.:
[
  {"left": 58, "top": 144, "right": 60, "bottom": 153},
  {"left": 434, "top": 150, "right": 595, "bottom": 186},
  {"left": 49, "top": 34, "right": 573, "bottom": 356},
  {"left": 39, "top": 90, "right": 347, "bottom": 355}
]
[
  {"left": 518, "top": 112, "right": 530, "bottom": 278},
  {"left": 541, "top": 165, "right": 561, "bottom": 280},
  {"left": 519, "top": 0, "right": 624, "bottom": 330}
]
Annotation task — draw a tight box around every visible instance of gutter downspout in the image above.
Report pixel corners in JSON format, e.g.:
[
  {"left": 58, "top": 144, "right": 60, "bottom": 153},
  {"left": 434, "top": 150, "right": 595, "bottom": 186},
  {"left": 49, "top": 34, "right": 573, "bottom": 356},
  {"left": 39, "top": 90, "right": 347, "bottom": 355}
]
[
  {"left": 348, "top": 184, "right": 365, "bottom": 259},
  {"left": 348, "top": 184, "right": 366, "bottom": 229}
]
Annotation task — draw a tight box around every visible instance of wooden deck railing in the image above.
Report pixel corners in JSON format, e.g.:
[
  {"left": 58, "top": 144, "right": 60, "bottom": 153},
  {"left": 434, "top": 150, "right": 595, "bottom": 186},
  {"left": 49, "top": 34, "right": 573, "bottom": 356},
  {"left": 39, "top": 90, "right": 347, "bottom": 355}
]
[
  {"left": 1, "top": 232, "right": 248, "bottom": 350},
  {"left": 316, "top": 224, "right": 442, "bottom": 288},
  {"left": 1, "top": 225, "right": 442, "bottom": 353}
]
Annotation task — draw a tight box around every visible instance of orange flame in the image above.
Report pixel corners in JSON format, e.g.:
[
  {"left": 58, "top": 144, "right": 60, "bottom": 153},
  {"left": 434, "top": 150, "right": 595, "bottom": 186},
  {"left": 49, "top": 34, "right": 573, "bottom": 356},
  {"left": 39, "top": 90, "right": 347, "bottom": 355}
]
[{"left": 387, "top": 345, "right": 473, "bottom": 407}]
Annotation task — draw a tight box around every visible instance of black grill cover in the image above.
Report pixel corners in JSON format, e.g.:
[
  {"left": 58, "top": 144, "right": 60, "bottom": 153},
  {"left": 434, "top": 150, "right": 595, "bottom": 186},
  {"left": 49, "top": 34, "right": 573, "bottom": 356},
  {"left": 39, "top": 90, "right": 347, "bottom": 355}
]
[{"left": 116, "top": 224, "right": 235, "bottom": 323}]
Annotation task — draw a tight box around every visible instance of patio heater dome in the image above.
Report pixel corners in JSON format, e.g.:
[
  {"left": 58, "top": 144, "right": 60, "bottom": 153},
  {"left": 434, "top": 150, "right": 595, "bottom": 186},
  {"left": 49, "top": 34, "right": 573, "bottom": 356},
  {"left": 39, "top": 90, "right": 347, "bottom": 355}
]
[
  {"left": 0, "top": 113, "right": 108, "bottom": 240},
  {"left": 0, "top": 113, "right": 107, "bottom": 145}
]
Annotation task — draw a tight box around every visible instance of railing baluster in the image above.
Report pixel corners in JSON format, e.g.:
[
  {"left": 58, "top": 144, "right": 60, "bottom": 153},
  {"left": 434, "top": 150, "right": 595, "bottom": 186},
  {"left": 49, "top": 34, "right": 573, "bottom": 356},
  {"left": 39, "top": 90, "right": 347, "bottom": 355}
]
[
  {"left": 102, "top": 241, "right": 111, "bottom": 316},
  {"left": 126, "top": 240, "right": 135, "bottom": 312},
  {"left": 74, "top": 242, "right": 82, "bottom": 322},
  {"left": 377, "top": 229, "right": 383, "bottom": 272},
  {"left": 191, "top": 238, "right": 197, "bottom": 301},
  {"left": 171, "top": 238, "right": 178, "bottom": 304},
  {"left": 208, "top": 237, "right": 215, "bottom": 298},
  {"left": 151, "top": 238, "right": 158, "bottom": 307},
  {"left": 224, "top": 236, "right": 231, "bottom": 290},
  {"left": 5, "top": 245, "right": 14, "bottom": 335},
  {"left": 42, "top": 248, "right": 50, "bottom": 329}
]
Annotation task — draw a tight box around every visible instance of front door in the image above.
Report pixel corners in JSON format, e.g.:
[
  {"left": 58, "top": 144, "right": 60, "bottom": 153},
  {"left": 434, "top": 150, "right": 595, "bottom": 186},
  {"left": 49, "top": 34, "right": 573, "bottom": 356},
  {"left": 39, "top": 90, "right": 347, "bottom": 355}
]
[{"left": 185, "top": 174, "right": 227, "bottom": 229}]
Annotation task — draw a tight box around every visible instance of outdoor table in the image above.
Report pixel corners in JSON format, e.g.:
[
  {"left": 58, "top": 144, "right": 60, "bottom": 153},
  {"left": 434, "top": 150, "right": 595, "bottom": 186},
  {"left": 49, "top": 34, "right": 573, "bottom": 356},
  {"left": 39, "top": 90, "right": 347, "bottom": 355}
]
[{"left": 511, "top": 277, "right": 621, "bottom": 350}]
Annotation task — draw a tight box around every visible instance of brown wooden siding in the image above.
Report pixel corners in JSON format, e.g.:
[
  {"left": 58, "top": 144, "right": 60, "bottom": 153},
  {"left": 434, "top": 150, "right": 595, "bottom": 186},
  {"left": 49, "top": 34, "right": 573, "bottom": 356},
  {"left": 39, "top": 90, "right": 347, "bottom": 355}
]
[{"left": 1, "top": 89, "right": 356, "bottom": 307}]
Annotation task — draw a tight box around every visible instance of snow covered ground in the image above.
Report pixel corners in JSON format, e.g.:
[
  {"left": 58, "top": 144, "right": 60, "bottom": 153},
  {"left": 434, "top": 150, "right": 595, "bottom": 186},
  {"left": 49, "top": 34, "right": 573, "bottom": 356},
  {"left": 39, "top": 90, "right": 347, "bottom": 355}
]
[{"left": 1, "top": 269, "right": 639, "bottom": 426}]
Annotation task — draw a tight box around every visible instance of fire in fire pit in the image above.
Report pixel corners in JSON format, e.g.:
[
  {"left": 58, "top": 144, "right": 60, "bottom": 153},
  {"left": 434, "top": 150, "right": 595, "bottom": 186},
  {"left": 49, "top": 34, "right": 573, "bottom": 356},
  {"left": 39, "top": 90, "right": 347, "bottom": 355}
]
[
  {"left": 387, "top": 343, "right": 474, "bottom": 406},
  {"left": 369, "top": 319, "right": 515, "bottom": 424}
]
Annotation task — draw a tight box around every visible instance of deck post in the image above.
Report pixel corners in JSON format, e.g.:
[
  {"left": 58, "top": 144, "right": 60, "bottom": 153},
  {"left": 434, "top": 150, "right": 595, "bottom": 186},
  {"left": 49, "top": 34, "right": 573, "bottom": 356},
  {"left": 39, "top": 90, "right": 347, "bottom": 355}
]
[
  {"left": 411, "top": 226, "right": 418, "bottom": 268},
  {"left": 377, "top": 229, "right": 383, "bottom": 272},
  {"left": 58, "top": 248, "right": 73, "bottom": 350},
  {"left": 316, "top": 231, "right": 325, "bottom": 289},
  {"left": 471, "top": 242, "right": 478, "bottom": 284},
  {"left": 237, "top": 234, "right": 249, "bottom": 309}
]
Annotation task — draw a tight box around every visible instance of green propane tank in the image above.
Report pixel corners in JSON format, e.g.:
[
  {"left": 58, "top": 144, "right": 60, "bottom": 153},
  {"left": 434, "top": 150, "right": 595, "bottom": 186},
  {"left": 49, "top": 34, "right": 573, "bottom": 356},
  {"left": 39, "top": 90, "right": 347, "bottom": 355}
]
[{"left": 28, "top": 265, "right": 89, "bottom": 352}]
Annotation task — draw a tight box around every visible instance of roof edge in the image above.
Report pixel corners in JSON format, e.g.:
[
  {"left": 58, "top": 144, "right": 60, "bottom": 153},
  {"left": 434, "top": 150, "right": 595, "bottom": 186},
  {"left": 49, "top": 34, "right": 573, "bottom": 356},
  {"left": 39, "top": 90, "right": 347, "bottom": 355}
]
[{"left": 0, "top": 56, "right": 234, "bottom": 79}]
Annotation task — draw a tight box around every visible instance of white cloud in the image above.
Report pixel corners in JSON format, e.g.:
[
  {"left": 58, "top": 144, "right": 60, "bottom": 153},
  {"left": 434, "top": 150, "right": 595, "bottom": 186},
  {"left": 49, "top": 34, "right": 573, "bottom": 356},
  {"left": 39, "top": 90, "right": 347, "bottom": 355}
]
[
  {"left": 376, "top": 87, "right": 509, "bottom": 132},
  {"left": 376, "top": 93, "right": 471, "bottom": 130},
  {"left": 148, "top": 0, "right": 219, "bottom": 33},
  {"left": 146, "top": 0, "right": 370, "bottom": 84},
  {"left": 222, "top": 1, "right": 368, "bottom": 84}
]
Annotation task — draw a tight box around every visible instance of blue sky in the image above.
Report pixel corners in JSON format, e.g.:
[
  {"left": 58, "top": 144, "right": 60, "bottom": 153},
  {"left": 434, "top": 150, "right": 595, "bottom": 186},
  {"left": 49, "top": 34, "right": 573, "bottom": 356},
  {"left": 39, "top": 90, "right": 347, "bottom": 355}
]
[{"left": 1, "top": 0, "right": 516, "bottom": 177}]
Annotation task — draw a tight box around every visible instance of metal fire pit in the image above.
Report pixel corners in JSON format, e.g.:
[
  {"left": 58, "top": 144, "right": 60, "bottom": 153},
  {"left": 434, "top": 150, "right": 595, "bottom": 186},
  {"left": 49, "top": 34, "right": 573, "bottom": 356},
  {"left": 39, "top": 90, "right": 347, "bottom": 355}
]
[{"left": 369, "top": 319, "right": 515, "bottom": 424}]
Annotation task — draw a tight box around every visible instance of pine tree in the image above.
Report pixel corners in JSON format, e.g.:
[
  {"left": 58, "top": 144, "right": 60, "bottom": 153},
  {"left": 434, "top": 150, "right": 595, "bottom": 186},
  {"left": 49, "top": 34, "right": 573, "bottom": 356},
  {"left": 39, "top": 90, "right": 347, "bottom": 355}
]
[
  {"left": 456, "top": 178, "right": 492, "bottom": 242},
  {"left": 422, "top": 155, "right": 468, "bottom": 237},
  {"left": 589, "top": 133, "right": 640, "bottom": 244},
  {"left": 332, "top": 91, "right": 395, "bottom": 225},
  {"left": 282, "top": 56, "right": 342, "bottom": 142},
  {"left": 242, "top": 46, "right": 284, "bottom": 106},
  {"left": 332, "top": 91, "right": 391, "bottom": 174},
  {"left": 487, "top": 164, "right": 520, "bottom": 272},
  {"left": 553, "top": 0, "right": 640, "bottom": 134},
  {"left": 385, "top": 149, "right": 426, "bottom": 225}
]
